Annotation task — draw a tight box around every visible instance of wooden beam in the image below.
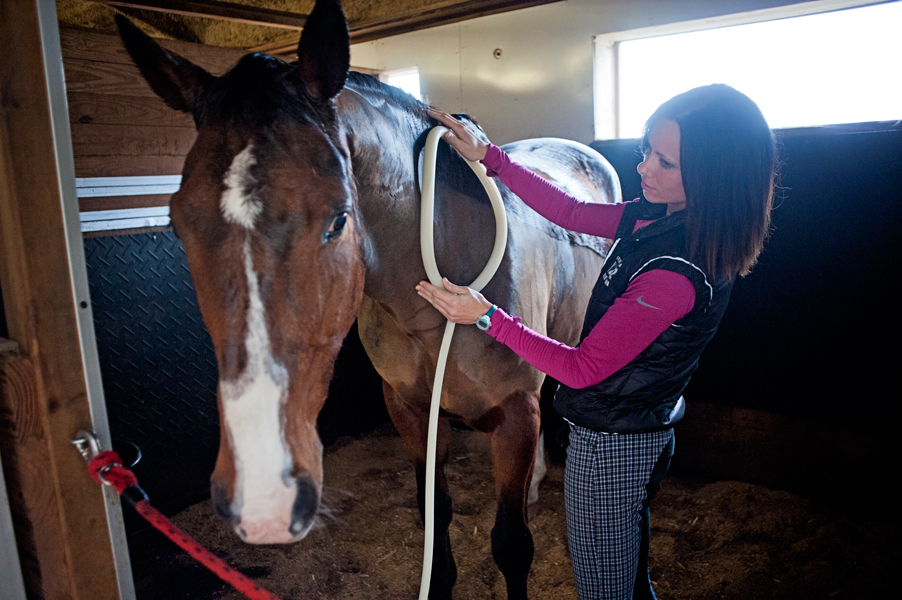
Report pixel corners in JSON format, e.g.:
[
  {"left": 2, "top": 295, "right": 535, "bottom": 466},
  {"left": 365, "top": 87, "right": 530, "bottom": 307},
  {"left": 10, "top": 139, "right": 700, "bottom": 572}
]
[
  {"left": 254, "top": 0, "right": 565, "bottom": 54},
  {"left": 0, "top": 1, "right": 127, "bottom": 598},
  {"left": 91, "top": 1, "right": 563, "bottom": 53},
  {"left": 96, "top": 0, "right": 308, "bottom": 30},
  {"left": 349, "top": 0, "right": 564, "bottom": 44},
  {"left": 0, "top": 440, "right": 27, "bottom": 600},
  {"left": 75, "top": 154, "right": 189, "bottom": 178}
]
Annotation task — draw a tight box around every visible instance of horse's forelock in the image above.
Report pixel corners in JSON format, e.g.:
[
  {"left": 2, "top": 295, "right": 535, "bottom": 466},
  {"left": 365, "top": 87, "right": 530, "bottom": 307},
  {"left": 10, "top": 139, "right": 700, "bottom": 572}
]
[{"left": 197, "top": 53, "right": 335, "bottom": 128}]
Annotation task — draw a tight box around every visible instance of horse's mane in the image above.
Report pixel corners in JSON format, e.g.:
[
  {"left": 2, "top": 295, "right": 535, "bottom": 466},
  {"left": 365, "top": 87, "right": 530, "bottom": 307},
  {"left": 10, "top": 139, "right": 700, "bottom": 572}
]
[
  {"left": 344, "top": 70, "right": 606, "bottom": 257},
  {"left": 197, "top": 56, "right": 600, "bottom": 254},
  {"left": 344, "top": 70, "right": 428, "bottom": 117}
]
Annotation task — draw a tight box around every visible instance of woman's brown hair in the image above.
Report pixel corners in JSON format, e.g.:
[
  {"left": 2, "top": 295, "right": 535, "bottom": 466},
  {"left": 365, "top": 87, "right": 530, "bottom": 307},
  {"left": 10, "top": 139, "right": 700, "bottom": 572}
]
[{"left": 643, "top": 84, "right": 777, "bottom": 280}]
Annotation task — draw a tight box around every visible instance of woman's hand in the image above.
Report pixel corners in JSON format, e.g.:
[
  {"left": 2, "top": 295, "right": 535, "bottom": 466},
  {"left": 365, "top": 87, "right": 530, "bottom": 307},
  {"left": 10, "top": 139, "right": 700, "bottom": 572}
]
[
  {"left": 426, "top": 107, "right": 489, "bottom": 162},
  {"left": 416, "top": 278, "right": 493, "bottom": 325}
]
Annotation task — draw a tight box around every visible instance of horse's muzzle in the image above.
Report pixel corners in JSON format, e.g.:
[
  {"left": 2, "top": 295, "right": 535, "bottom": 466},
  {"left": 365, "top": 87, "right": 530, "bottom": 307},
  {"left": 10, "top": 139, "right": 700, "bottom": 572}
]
[{"left": 211, "top": 474, "right": 319, "bottom": 544}]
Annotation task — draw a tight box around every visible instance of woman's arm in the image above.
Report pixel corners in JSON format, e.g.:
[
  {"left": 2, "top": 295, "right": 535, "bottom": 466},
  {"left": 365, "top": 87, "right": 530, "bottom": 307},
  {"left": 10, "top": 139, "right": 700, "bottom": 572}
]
[
  {"left": 481, "top": 144, "right": 624, "bottom": 239},
  {"left": 488, "top": 269, "right": 695, "bottom": 387},
  {"left": 426, "top": 107, "right": 623, "bottom": 238},
  {"left": 417, "top": 270, "right": 696, "bottom": 389}
]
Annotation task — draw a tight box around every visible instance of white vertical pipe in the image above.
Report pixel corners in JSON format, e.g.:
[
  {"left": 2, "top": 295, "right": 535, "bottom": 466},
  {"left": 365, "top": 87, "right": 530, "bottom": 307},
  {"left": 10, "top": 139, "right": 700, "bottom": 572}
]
[{"left": 418, "top": 126, "right": 507, "bottom": 599}]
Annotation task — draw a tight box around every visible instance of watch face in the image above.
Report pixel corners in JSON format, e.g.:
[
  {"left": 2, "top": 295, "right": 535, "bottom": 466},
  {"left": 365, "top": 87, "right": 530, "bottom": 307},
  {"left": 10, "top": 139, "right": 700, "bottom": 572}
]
[{"left": 476, "top": 315, "right": 491, "bottom": 331}]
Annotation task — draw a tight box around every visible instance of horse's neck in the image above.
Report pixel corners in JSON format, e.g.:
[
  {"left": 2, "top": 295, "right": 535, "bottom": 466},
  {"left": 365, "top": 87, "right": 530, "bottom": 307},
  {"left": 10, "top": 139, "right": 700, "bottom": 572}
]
[{"left": 337, "top": 85, "right": 430, "bottom": 302}]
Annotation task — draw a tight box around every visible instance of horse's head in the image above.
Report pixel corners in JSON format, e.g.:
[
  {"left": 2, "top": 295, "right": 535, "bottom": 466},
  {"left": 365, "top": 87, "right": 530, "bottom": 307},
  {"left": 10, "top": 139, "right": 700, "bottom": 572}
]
[{"left": 116, "top": 0, "right": 362, "bottom": 543}]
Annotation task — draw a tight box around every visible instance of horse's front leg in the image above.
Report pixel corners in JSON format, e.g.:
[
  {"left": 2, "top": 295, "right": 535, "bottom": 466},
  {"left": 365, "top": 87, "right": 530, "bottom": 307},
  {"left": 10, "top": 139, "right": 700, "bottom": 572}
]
[
  {"left": 382, "top": 380, "right": 457, "bottom": 600},
  {"left": 483, "top": 390, "right": 542, "bottom": 600}
]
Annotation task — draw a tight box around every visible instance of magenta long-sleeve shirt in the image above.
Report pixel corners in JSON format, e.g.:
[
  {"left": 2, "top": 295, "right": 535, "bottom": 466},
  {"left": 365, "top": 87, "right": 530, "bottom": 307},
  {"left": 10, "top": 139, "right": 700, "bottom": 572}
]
[{"left": 481, "top": 144, "right": 696, "bottom": 389}]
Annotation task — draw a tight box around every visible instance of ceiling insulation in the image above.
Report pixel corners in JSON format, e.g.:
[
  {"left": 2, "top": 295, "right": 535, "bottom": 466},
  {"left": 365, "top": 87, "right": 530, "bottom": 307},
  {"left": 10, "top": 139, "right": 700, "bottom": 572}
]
[{"left": 56, "top": 0, "right": 562, "bottom": 51}]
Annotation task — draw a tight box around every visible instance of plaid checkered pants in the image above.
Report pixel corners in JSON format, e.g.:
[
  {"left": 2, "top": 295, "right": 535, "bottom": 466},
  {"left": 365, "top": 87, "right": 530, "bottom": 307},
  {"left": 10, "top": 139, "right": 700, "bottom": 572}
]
[{"left": 564, "top": 424, "right": 674, "bottom": 600}]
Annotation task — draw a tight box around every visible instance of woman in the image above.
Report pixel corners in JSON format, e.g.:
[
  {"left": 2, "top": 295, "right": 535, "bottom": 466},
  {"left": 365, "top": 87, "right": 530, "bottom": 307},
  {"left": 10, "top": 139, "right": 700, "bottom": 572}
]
[{"left": 417, "top": 84, "right": 776, "bottom": 599}]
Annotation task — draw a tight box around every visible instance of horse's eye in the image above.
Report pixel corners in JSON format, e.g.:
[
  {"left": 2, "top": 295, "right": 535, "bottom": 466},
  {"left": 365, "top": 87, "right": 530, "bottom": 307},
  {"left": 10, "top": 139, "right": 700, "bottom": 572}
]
[{"left": 325, "top": 212, "right": 348, "bottom": 241}]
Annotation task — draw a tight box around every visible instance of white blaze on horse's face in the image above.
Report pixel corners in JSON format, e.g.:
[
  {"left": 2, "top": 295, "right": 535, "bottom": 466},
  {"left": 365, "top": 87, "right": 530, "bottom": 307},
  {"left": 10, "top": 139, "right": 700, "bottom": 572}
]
[
  {"left": 116, "top": 0, "right": 363, "bottom": 549},
  {"left": 216, "top": 144, "right": 303, "bottom": 544},
  {"left": 221, "top": 144, "right": 263, "bottom": 229}
]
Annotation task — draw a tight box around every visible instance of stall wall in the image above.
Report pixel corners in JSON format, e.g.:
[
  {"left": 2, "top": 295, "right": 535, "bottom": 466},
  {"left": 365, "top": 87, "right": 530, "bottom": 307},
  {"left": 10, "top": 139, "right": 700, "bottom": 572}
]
[
  {"left": 590, "top": 125, "right": 901, "bottom": 518},
  {"left": 350, "top": 0, "right": 864, "bottom": 145},
  {"left": 62, "top": 27, "right": 243, "bottom": 181}
]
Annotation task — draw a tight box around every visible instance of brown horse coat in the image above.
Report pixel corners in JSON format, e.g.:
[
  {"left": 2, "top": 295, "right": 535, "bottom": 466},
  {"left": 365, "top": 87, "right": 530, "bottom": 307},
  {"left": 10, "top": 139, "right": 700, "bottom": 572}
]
[{"left": 115, "top": 1, "right": 619, "bottom": 597}]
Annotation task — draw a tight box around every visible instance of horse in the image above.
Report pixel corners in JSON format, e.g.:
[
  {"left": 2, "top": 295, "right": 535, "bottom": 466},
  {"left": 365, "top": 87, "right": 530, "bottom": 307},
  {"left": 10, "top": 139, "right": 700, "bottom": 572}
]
[{"left": 115, "top": 0, "right": 619, "bottom": 597}]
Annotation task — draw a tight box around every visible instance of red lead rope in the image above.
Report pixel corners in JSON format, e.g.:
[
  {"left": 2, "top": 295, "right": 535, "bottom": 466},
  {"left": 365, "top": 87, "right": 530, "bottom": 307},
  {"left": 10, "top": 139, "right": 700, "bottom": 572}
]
[{"left": 88, "top": 451, "right": 284, "bottom": 600}]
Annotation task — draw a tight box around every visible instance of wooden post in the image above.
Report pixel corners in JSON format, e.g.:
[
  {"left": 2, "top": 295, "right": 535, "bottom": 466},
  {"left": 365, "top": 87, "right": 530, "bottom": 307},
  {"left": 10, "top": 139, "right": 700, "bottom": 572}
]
[
  {"left": 0, "top": 1, "right": 131, "bottom": 598},
  {"left": 1, "top": 439, "right": 28, "bottom": 600}
]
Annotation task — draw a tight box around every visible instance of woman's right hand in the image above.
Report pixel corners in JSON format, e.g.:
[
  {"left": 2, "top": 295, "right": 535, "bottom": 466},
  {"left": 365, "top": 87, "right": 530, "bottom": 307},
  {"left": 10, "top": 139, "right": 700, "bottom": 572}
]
[{"left": 426, "top": 107, "right": 490, "bottom": 162}]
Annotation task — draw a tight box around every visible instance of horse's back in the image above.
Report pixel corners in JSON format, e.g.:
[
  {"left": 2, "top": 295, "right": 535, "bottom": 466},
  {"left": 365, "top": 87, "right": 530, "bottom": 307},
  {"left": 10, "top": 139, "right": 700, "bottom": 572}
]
[
  {"left": 482, "top": 138, "right": 618, "bottom": 351},
  {"left": 360, "top": 136, "right": 618, "bottom": 408},
  {"left": 502, "top": 138, "right": 622, "bottom": 206}
]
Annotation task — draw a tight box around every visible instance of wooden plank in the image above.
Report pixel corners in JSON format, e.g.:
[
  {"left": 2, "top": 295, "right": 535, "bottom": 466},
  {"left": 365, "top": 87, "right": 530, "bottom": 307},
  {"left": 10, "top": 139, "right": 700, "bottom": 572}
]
[
  {"left": 64, "top": 57, "right": 163, "bottom": 97},
  {"left": 97, "top": 0, "right": 308, "bottom": 30},
  {"left": 60, "top": 26, "right": 246, "bottom": 73},
  {"left": 0, "top": 338, "right": 20, "bottom": 353},
  {"left": 80, "top": 193, "right": 172, "bottom": 212},
  {"left": 0, "top": 354, "right": 69, "bottom": 600},
  {"left": 70, "top": 123, "right": 196, "bottom": 157},
  {"left": 0, "top": 444, "right": 27, "bottom": 600},
  {"left": 74, "top": 154, "right": 187, "bottom": 178},
  {"left": 68, "top": 92, "right": 193, "bottom": 127},
  {"left": 0, "top": 1, "right": 120, "bottom": 597}
]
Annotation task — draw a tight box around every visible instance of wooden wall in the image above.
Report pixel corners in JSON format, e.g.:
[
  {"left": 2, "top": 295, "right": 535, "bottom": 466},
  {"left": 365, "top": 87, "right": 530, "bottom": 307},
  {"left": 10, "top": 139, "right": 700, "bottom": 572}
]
[
  {"left": 61, "top": 27, "right": 245, "bottom": 213},
  {"left": 2, "top": 4, "right": 131, "bottom": 598}
]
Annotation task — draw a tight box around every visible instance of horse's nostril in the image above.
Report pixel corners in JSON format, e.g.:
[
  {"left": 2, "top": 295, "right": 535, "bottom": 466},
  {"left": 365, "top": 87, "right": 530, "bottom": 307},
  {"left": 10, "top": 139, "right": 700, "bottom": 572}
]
[
  {"left": 234, "top": 525, "right": 248, "bottom": 541},
  {"left": 291, "top": 475, "right": 319, "bottom": 536},
  {"left": 211, "top": 481, "right": 238, "bottom": 524}
]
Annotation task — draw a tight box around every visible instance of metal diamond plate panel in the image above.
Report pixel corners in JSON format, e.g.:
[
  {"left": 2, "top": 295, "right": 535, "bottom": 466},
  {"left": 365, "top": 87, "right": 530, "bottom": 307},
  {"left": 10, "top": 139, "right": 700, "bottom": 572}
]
[
  {"left": 84, "top": 231, "right": 388, "bottom": 531},
  {"left": 84, "top": 232, "right": 219, "bottom": 521}
]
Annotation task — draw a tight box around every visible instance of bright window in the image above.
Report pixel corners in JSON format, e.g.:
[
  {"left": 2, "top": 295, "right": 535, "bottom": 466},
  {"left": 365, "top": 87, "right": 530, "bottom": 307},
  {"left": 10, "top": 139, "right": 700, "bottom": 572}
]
[
  {"left": 380, "top": 67, "right": 422, "bottom": 101},
  {"left": 595, "top": 1, "right": 902, "bottom": 139}
]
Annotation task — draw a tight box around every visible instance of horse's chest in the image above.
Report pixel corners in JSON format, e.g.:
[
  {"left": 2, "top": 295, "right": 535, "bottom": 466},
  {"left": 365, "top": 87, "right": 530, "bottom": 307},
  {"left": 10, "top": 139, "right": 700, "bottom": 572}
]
[{"left": 356, "top": 296, "right": 431, "bottom": 388}]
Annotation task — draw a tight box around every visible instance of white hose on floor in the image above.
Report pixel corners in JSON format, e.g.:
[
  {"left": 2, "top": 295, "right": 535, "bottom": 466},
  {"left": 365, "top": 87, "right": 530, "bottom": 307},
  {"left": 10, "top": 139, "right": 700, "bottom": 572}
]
[{"left": 418, "top": 126, "right": 508, "bottom": 600}]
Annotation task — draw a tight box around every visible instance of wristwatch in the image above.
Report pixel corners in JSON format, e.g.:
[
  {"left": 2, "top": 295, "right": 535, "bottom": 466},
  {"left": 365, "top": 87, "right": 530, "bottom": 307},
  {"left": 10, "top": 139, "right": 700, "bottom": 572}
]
[{"left": 475, "top": 305, "right": 497, "bottom": 331}]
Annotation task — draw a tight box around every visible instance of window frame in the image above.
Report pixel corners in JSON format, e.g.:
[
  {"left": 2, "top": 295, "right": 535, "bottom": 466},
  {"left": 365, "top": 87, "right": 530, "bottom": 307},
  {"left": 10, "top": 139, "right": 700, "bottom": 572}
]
[
  {"left": 378, "top": 66, "right": 422, "bottom": 101},
  {"left": 592, "top": 0, "right": 893, "bottom": 140}
]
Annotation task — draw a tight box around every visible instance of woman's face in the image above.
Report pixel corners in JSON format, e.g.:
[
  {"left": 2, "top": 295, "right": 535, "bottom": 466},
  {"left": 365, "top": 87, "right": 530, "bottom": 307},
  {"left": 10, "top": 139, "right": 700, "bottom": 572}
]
[{"left": 637, "top": 119, "right": 686, "bottom": 214}]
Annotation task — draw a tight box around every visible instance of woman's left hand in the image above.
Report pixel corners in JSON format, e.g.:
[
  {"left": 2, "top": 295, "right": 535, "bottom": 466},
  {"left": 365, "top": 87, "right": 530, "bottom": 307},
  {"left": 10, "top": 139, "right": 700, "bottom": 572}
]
[
  {"left": 426, "top": 108, "right": 489, "bottom": 162},
  {"left": 416, "top": 278, "right": 493, "bottom": 325}
]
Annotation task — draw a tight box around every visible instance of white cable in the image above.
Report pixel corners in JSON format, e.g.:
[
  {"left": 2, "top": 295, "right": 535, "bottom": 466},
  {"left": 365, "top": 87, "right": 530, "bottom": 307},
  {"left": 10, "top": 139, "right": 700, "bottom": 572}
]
[{"left": 418, "top": 126, "right": 508, "bottom": 600}]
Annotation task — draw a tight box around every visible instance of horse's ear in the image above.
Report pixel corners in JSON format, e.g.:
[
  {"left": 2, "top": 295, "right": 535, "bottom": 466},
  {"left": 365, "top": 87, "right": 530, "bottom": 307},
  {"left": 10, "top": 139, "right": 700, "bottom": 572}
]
[
  {"left": 296, "top": 0, "right": 350, "bottom": 102},
  {"left": 115, "top": 15, "right": 214, "bottom": 114}
]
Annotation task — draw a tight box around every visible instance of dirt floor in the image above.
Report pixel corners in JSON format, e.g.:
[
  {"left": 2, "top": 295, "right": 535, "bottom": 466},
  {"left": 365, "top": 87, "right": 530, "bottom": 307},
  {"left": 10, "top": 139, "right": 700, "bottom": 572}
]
[{"left": 133, "top": 424, "right": 899, "bottom": 599}]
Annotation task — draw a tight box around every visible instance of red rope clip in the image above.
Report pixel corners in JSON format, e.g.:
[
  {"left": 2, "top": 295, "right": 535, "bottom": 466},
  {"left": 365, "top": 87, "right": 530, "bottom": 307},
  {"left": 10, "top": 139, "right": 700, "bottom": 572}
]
[
  {"left": 88, "top": 451, "right": 136, "bottom": 492},
  {"left": 79, "top": 438, "right": 283, "bottom": 600}
]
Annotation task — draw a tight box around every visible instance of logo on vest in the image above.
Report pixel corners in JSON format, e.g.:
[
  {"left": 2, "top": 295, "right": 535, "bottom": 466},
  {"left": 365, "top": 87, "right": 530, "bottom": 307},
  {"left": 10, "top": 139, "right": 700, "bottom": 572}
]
[{"left": 602, "top": 256, "right": 623, "bottom": 287}]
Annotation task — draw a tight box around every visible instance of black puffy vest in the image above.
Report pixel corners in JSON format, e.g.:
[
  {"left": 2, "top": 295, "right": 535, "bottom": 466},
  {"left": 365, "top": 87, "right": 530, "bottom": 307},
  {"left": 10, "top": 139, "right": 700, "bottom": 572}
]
[{"left": 554, "top": 199, "right": 733, "bottom": 433}]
